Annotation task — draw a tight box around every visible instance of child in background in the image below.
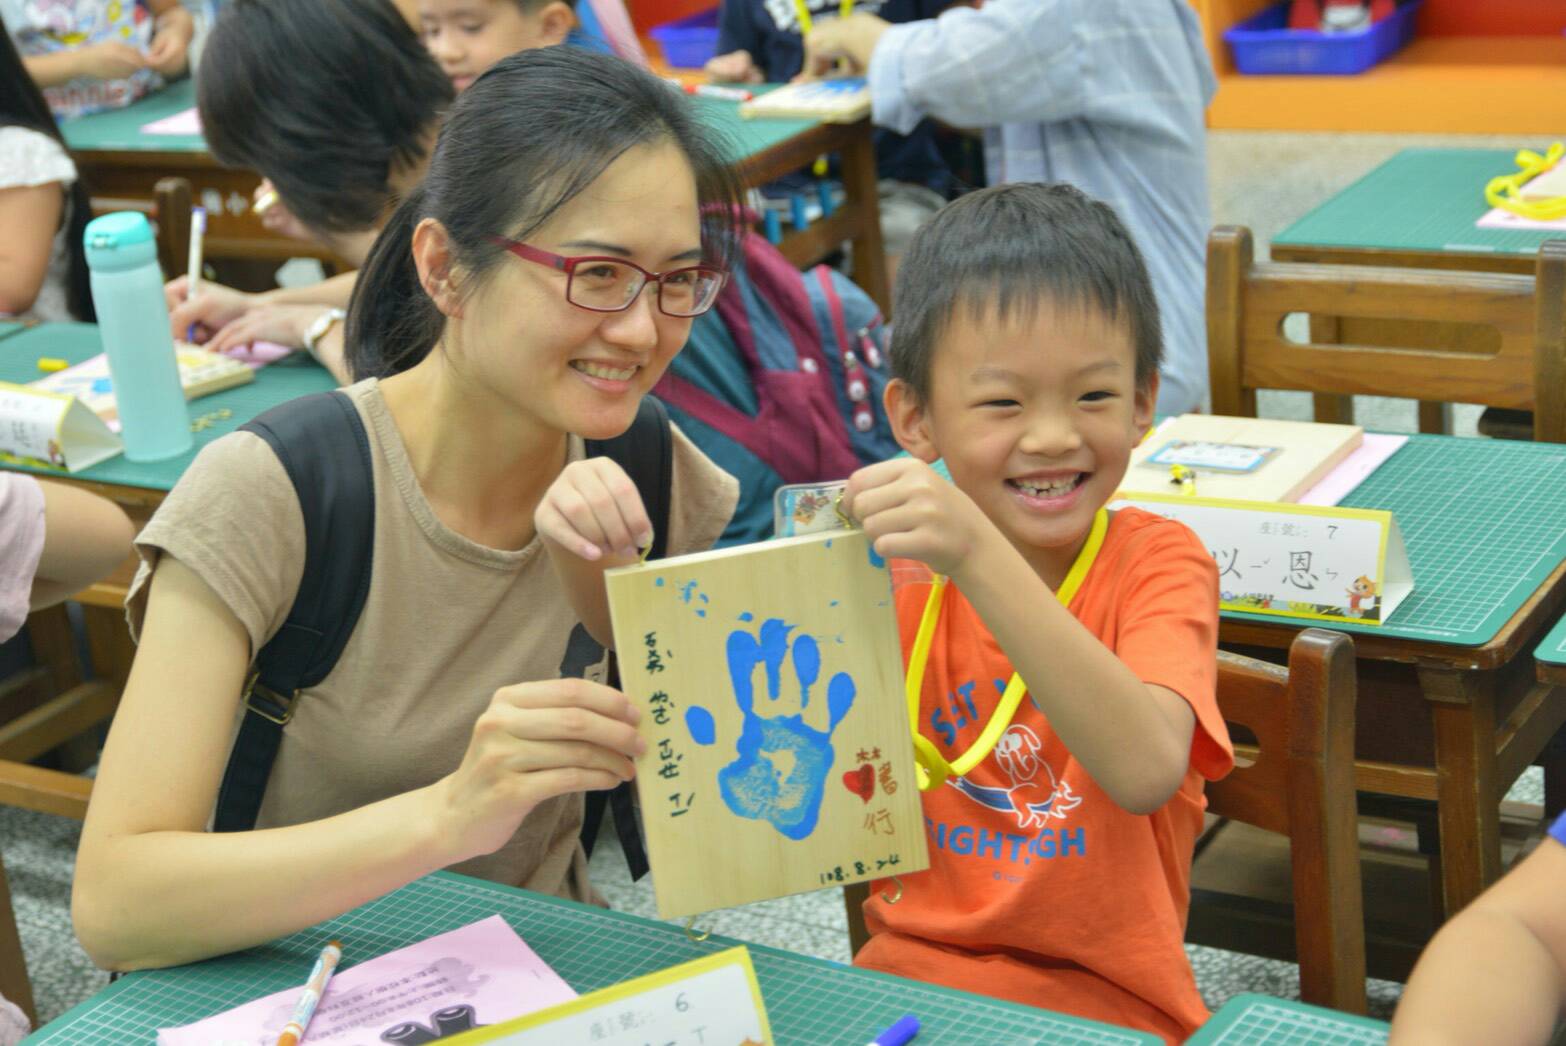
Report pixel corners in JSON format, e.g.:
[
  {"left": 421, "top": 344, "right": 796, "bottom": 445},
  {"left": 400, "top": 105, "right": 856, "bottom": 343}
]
[
  {"left": 2, "top": 473, "right": 135, "bottom": 642},
  {"left": 1, "top": 0, "right": 193, "bottom": 119},
  {"left": 841, "top": 184, "right": 1231, "bottom": 1044},
  {"left": 705, "top": 0, "right": 957, "bottom": 279},
  {"left": 165, "top": 0, "right": 453, "bottom": 381},
  {"left": 0, "top": 16, "right": 94, "bottom": 322},
  {"left": 1389, "top": 809, "right": 1566, "bottom": 1045},
  {"left": 418, "top": 0, "right": 608, "bottom": 92}
]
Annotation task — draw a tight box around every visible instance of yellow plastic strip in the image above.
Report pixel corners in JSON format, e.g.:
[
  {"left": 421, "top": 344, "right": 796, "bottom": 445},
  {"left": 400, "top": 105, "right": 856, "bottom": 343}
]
[
  {"left": 906, "top": 508, "right": 1109, "bottom": 790},
  {"left": 1484, "top": 143, "right": 1566, "bottom": 222}
]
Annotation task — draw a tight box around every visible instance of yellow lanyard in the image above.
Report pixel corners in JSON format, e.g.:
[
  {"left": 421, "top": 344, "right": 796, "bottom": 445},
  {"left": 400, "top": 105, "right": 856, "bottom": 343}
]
[
  {"left": 793, "top": 0, "right": 855, "bottom": 35},
  {"left": 1485, "top": 143, "right": 1566, "bottom": 222},
  {"left": 904, "top": 508, "right": 1109, "bottom": 791}
]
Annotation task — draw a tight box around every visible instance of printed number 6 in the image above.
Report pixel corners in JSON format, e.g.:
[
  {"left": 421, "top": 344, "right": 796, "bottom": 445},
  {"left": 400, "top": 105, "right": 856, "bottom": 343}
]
[{"left": 675, "top": 991, "right": 690, "bottom": 1012}]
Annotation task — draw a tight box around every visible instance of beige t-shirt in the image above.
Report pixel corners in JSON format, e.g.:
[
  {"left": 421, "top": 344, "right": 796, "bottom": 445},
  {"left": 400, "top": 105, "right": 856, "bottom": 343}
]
[{"left": 127, "top": 379, "right": 738, "bottom": 901}]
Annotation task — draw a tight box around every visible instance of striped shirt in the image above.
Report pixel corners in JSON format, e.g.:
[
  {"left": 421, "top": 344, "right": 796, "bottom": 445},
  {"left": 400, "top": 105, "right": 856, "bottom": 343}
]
[{"left": 869, "top": 0, "right": 1217, "bottom": 416}]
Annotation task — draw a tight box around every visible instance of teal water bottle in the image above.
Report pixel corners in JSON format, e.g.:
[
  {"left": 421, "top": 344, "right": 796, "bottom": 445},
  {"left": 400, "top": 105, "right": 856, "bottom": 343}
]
[{"left": 83, "top": 212, "right": 193, "bottom": 462}]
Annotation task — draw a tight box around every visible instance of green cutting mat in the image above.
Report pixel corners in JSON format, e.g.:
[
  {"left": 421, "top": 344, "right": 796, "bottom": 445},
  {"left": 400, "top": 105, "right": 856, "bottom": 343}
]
[
  {"left": 0, "top": 320, "right": 34, "bottom": 342},
  {"left": 1273, "top": 148, "right": 1561, "bottom": 258},
  {"left": 59, "top": 78, "right": 821, "bottom": 165},
  {"left": 1222, "top": 435, "right": 1566, "bottom": 646},
  {"left": 1537, "top": 613, "right": 1566, "bottom": 668},
  {"left": 27, "top": 871, "right": 1156, "bottom": 1045},
  {"left": 0, "top": 322, "right": 336, "bottom": 491},
  {"left": 1186, "top": 995, "right": 1387, "bottom": 1045}
]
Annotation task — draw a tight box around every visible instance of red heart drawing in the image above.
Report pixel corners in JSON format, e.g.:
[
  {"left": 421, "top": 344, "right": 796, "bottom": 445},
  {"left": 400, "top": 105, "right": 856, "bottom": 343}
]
[{"left": 843, "top": 763, "right": 875, "bottom": 803}]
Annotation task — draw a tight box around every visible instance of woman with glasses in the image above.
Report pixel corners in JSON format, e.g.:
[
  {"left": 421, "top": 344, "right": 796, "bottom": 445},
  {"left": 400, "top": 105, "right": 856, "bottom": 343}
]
[{"left": 72, "top": 48, "right": 743, "bottom": 972}]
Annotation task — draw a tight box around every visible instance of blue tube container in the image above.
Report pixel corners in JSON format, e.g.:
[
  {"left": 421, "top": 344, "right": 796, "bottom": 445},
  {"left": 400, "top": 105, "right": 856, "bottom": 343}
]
[{"left": 83, "top": 212, "right": 193, "bottom": 462}]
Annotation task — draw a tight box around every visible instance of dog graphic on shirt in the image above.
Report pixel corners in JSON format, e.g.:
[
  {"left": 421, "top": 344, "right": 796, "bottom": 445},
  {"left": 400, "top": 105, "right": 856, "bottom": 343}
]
[{"left": 947, "top": 724, "right": 1081, "bottom": 829}]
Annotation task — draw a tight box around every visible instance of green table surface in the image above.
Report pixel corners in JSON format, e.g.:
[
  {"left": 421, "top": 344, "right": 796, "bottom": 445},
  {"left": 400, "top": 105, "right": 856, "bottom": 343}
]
[
  {"left": 60, "top": 78, "right": 823, "bottom": 165},
  {"left": 1272, "top": 148, "right": 1565, "bottom": 259},
  {"left": 1186, "top": 994, "right": 1387, "bottom": 1045},
  {"left": 0, "top": 320, "right": 35, "bottom": 342},
  {"left": 27, "top": 871, "right": 1157, "bottom": 1045},
  {"left": 1220, "top": 435, "right": 1566, "bottom": 647},
  {"left": 1537, "top": 613, "right": 1566, "bottom": 668},
  {"left": 0, "top": 323, "right": 336, "bottom": 490}
]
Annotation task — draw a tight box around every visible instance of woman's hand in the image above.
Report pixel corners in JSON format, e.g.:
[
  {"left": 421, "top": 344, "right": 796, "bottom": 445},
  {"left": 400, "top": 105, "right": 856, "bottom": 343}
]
[
  {"left": 535, "top": 458, "right": 652, "bottom": 562},
  {"left": 166, "top": 276, "right": 257, "bottom": 343},
  {"left": 145, "top": 6, "right": 194, "bottom": 78},
  {"left": 432, "top": 679, "right": 645, "bottom": 861}
]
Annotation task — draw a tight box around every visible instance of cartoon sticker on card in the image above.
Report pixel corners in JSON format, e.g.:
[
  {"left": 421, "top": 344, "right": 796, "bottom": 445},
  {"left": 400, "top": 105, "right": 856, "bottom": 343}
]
[{"left": 605, "top": 530, "right": 928, "bottom": 918}]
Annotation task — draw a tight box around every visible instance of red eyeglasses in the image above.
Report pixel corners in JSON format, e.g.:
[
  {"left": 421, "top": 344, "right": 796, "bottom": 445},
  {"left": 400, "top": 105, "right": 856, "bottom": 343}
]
[{"left": 488, "top": 237, "right": 727, "bottom": 317}]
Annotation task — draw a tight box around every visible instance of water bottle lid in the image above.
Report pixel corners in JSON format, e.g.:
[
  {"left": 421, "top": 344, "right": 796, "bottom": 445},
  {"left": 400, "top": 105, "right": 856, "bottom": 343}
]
[{"left": 83, "top": 212, "right": 157, "bottom": 270}]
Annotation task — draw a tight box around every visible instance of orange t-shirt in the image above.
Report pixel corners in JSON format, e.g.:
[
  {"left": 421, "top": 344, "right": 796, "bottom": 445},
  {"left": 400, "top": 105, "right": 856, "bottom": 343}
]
[{"left": 856, "top": 508, "right": 1233, "bottom": 1044}]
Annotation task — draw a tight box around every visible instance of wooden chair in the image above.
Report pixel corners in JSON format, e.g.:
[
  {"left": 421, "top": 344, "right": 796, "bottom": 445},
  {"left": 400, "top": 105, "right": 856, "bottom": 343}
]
[
  {"left": 89, "top": 175, "right": 193, "bottom": 280},
  {"left": 843, "top": 628, "right": 1365, "bottom": 1014},
  {"left": 0, "top": 853, "right": 34, "bottom": 1028},
  {"left": 1189, "top": 629, "right": 1365, "bottom": 1014},
  {"left": 1207, "top": 227, "right": 1566, "bottom": 443}
]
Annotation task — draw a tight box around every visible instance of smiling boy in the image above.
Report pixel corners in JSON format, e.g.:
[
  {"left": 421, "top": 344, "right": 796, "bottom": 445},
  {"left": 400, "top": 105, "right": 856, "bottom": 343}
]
[
  {"left": 844, "top": 183, "right": 1232, "bottom": 1043},
  {"left": 418, "top": 0, "right": 604, "bottom": 92}
]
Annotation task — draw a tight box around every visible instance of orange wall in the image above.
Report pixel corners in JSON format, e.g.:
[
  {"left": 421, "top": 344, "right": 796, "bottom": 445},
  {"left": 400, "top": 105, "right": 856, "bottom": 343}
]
[{"left": 1416, "top": 0, "right": 1566, "bottom": 37}]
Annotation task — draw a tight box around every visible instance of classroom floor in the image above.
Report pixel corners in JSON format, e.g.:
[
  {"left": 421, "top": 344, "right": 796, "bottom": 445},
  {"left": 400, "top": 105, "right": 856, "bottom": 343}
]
[{"left": 4, "top": 126, "right": 1548, "bottom": 1030}]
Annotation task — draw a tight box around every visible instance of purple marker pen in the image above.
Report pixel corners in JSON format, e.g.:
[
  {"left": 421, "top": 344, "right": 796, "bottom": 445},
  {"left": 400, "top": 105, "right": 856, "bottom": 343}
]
[{"left": 867, "top": 1013, "right": 920, "bottom": 1046}]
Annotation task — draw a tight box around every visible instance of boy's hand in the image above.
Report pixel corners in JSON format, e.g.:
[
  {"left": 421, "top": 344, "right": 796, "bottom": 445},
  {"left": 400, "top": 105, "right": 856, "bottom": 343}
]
[
  {"left": 145, "top": 6, "right": 194, "bottom": 78},
  {"left": 800, "top": 12, "right": 890, "bottom": 79},
  {"left": 71, "top": 41, "right": 147, "bottom": 80},
  {"left": 536, "top": 458, "right": 652, "bottom": 562},
  {"left": 845, "top": 457, "right": 991, "bottom": 578},
  {"left": 704, "top": 50, "right": 764, "bottom": 84}
]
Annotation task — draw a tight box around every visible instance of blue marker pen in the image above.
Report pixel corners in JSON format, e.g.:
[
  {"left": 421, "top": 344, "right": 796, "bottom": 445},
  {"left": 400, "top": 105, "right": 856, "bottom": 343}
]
[
  {"left": 790, "top": 192, "right": 809, "bottom": 231},
  {"left": 762, "top": 208, "right": 783, "bottom": 245},
  {"left": 867, "top": 1014, "right": 920, "bottom": 1046},
  {"left": 816, "top": 180, "right": 835, "bottom": 218}
]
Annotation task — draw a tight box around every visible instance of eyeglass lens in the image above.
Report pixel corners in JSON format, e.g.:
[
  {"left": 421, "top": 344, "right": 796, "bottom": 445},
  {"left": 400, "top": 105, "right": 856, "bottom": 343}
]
[{"left": 568, "top": 260, "right": 724, "bottom": 316}]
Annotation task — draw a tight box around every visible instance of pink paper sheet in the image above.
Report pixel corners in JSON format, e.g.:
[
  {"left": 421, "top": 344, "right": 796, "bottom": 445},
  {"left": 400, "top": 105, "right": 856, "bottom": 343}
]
[
  {"left": 1296, "top": 433, "right": 1408, "bottom": 506},
  {"left": 1474, "top": 206, "right": 1566, "bottom": 232},
  {"left": 156, "top": 915, "right": 576, "bottom": 1045},
  {"left": 141, "top": 107, "right": 202, "bottom": 136}
]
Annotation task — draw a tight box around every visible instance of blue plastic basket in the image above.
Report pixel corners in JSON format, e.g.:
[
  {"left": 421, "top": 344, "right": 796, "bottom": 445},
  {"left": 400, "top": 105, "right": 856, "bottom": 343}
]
[
  {"left": 649, "top": 8, "right": 721, "bottom": 70},
  {"left": 1224, "top": 0, "right": 1422, "bottom": 75}
]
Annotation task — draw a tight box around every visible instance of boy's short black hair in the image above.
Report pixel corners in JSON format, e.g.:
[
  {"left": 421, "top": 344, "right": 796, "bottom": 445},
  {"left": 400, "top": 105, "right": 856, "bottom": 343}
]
[{"left": 890, "top": 183, "right": 1163, "bottom": 402}]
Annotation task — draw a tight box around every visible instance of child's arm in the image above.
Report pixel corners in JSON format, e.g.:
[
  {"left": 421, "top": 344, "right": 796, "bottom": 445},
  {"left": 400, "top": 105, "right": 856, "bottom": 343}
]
[
  {"left": 847, "top": 457, "right": 1198, "bottom": 813},
  {"left": 0, "top": 182, "right": 63, "bottom": 315},
  {"left": 708, "top": 0, "right": 767, "bottom": 82},
  {"left": 29, "top": 480, "right": 135, "bottom": 611},
  {"left": 536, "top": 458, "right": 653, "bottom": 650},
  {"left": 73, "top": 555, "right": 644, "bottom": 970},
  {"left": 143, "top": 0, "right": 194, "bottom": 78},
  {"left": 1390, "top": 835, "right": 1566, "bottom": 1044},
  {"left": 22, "top": 44, "right": 145, "bottom": 88}
]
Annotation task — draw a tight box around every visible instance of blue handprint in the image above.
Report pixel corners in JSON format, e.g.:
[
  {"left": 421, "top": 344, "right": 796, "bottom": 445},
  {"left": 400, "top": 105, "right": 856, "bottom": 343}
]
[{"left": 684, "top": 618, "right": 856, "bottom": 840}]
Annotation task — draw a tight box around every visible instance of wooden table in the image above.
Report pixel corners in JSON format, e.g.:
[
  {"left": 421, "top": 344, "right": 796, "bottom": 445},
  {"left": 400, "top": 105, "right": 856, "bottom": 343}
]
[
  {"left": 61, "top": 79, "right": 890, "bottom": 311},
  {"left": 1271, "top": 148, "right": 1565, "bottom": 275},
  {"left": 1537, "top": 613, "right": 1566, "bottom": 688},
  {"left": 1217, "top": 435, "right": 1566, "bottom": 925}
]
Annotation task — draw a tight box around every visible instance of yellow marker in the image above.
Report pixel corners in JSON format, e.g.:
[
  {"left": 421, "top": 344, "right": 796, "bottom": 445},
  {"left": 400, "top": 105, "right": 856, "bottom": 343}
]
[
  {"left": 36, "top": 357, "right": 68, "bottom": 373},
  {"left": 1170, "top": 464, "right": 1197, "bottom": 496}
]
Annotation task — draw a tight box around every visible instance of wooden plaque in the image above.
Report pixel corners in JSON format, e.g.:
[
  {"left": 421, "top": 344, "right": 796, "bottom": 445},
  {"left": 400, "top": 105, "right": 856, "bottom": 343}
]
[{"left": 605, "top": 530, "right": 928, "bottom": 918}]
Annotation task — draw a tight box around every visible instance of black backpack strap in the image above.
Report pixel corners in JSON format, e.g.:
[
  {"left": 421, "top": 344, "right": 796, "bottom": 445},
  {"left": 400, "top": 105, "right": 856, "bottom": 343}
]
[
  {"left": 579, "top": 397, "right": 672, "bottom": 880},
  {"left": 213, "top": 391, "right": 376, "bottom": 833}
]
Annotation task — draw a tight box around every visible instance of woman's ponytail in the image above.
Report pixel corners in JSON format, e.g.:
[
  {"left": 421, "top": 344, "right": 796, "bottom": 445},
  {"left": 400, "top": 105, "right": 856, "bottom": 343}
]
[{"left": 345, "top": 185, "right": 443, "bottom": 381}]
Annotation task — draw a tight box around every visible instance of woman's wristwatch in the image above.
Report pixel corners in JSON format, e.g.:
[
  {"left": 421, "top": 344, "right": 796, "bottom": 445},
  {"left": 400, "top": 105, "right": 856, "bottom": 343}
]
[{"left": 302, "top": 307, "right": 347, "bottom": 357}]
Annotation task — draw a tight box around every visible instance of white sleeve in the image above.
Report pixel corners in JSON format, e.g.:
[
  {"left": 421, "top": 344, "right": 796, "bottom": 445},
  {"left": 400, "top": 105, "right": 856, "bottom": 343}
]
[{"left": 0, "top": 126, "right": 78, "bottom": 191}]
